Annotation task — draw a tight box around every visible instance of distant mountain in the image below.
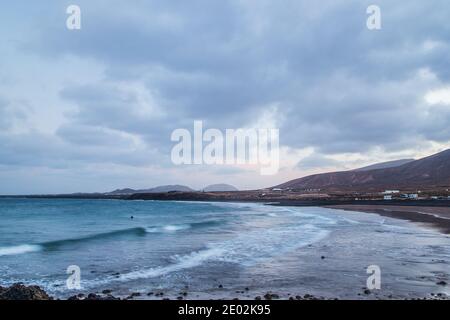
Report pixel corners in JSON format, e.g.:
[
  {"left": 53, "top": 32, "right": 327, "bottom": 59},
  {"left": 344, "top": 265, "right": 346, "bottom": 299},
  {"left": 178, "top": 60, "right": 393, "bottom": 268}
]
[
  {"left": 106, "top": 185, "right": 194, "bottom": 195},
  {"left": 277, "top": 149, "right": 450, "bottom": 191},
  {"left": 203, "top": 184, "right": 239, "bottom": 192},
  {"left": 107, "top": 188, "right": 137, "bottom": 195},
  {"left": 353, "top": 159, "right": 414, "bottom": 171},
  {"left": 150, "top": 185, "right": 194, "bottom": 193}
]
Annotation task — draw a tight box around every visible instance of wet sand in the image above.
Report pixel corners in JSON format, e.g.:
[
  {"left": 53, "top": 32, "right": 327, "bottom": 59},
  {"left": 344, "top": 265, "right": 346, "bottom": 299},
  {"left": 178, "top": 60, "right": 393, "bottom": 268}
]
[{"left": 327, "top": 205, "right": 450, "bottom": 234}]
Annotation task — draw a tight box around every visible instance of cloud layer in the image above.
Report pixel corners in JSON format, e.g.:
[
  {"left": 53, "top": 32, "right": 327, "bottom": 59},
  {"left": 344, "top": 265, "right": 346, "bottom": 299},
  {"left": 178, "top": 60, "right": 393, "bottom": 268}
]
[{"left": 1, "top": 0, "right": 450, "bottom": 193}]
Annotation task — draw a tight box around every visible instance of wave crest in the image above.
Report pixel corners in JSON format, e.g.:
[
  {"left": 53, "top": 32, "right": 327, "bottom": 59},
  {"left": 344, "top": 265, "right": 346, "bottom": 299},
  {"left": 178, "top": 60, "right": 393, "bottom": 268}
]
[{"left": 0, "top": 244, "right": 43, "bottom": 257}]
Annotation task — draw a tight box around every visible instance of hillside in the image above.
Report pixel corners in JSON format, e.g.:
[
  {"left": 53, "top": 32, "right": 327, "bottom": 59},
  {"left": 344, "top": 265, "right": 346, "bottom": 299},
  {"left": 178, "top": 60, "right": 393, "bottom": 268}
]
[
  {"left": 203, "top": 184, "right": 239, "bottom": 192},
  {"left": 277, "top": 149, "right": 450, "bottom": 191},
  {"left": 106, "top": 185, "right": 194, "bottom": 195}
]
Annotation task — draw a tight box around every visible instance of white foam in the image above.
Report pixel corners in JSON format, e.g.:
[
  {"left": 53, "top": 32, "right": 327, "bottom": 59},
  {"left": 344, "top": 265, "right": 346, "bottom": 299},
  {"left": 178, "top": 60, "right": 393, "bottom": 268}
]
[
  {"left": 112, "top": 222, "right": 330, "bottom": 282},
  {"left": 0, "top": 244, "right": 42, "bottom": 256},
  {"left": 145, "top": 224, "right": 191, "bottom": 233},
  {"left": 71, "top": 204, "right": 334, "bottom": 286},
  {"left": 117, "top": 247, "right": 226, "bottom": 281}
]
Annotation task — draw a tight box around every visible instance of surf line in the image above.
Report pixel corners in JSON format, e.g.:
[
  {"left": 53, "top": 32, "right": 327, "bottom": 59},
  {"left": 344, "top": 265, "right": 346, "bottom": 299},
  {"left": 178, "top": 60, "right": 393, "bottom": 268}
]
[{"left": 178, "top": 304, "right": 213, "bottom": 318}]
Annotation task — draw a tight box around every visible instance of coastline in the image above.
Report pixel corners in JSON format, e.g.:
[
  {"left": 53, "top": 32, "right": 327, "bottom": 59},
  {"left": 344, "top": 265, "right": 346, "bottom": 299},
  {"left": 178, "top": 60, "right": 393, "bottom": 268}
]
[
  {"left": 2, "top": 287, "right": 446, "bottom": 301},
  {"left": 326, "top": 205, "right": 450, "bottom": 235}
]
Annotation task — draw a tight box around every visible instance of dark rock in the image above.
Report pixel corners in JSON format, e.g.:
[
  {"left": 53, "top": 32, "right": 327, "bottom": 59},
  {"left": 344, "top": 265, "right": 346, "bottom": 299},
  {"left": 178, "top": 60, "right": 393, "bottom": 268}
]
[
  {"left": 0, "top": 283, "right": 52, "bottom": 300},
  {"left": 177, "top": 296, "right": 183, "bottom": 300},
  {"left": 218, "top": 284, "right": 223, "bottom": 288},
  {"left": 147, "top": 292, "right": 154, "bottom": 296},
  {"left": 364, "top": 289, "right": 371, "bottom": 295},
  {"left": 436, "top": 281, "right": 447, "bottom": 286},
  {"left": 89, "top": 294, "right": 120, "bottom": 301},
  {"left": 130, "top": 292, "right": 141, "bottom": 297},
  {"left": 102, "top": 289, "right": 112, "bottom": 294},
  {"left": 255, "top": 296, "right": 261, "bottom": 300},
  {"left": 321, "top": 256, "right": 325, "bottom": 260},
  {"left": 264, "top": 293, "right": 279, "bottom": 300},
  {"left": 86, "top": 293, "right": 102, "bottom": 300}
]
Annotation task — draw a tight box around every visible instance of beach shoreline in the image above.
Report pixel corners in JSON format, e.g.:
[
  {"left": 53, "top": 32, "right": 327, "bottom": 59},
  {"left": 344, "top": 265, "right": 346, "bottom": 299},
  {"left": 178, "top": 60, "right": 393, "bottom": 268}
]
[
  {"left": 1, "top": 283, "right": 448, "bottom": 301},
  {"left": 325, "top": 205, "right": 450, "bottom": 235}
]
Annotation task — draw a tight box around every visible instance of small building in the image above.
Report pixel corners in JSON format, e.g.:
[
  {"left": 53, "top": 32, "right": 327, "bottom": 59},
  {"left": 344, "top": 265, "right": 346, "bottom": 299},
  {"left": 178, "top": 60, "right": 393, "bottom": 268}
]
[
  {"left": 383, "top": 190, "right": 400, "bottom": 194},
  {"left": 408, "top": 194, "right": 418, "bottom": 199},
  {"left": 384, "top": 195, "right": 393, "bottom": 200},
  {"left": 271, "top": 188, "right": 283, "bottom": 192}
]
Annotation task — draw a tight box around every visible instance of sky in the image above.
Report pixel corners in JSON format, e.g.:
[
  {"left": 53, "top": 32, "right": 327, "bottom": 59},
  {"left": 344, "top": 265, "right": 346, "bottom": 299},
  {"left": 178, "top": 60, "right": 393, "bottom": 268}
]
[{"left": 1, "top": 0, "right": 450, "bottom": 194}]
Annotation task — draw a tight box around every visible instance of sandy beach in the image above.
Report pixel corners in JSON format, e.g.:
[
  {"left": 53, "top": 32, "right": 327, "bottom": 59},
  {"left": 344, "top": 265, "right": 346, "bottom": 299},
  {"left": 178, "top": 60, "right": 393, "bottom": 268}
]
[{"left": 327, "top": 205, "right": 450, "bottom": 234}]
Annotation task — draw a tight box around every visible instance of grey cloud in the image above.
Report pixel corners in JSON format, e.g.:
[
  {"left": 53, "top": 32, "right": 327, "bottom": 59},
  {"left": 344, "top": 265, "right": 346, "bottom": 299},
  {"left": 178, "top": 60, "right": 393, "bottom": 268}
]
[
  {"left": 0, "top": 130, "right": 165, "bottom": 169},
  {"left": 36, "top": 0, "right": 449, "bottom": 156},
  {"left": 0, "top": 98, "right": 9, "bottom": 129},
  {"left": 1, "top": 0, "right": 450, "bottom": 193},
  {"left": 296, "top": 153, "right": 340, "bottom": 171},
  {"left": 56, "top": 124, "right": 137, "bottom": 147}
]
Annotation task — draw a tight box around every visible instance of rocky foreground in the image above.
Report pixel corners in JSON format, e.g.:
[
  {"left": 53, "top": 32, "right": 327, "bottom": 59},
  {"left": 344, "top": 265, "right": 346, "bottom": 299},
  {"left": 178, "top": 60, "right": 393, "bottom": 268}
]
[
  {"left": 0, "top": 283, "right": 448, "bottom": 300},
  {"left": 0, "top": 283, "right": 52, "bottom": 300}
]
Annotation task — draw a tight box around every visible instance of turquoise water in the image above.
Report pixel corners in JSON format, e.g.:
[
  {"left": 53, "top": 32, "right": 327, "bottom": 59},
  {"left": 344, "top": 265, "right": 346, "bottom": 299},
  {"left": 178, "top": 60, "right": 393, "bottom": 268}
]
[{"left": 0, "top": 199, "right": 449, "bottom": 299}]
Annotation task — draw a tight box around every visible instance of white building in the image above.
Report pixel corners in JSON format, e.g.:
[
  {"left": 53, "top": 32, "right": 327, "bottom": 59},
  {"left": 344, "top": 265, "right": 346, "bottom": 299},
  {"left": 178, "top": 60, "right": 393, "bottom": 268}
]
[
  {"left": 384, "top": 195, "right": 393, "bottom": 200},
  {"left": 383, "top": 190, "right": 400, "bottom": 194}
]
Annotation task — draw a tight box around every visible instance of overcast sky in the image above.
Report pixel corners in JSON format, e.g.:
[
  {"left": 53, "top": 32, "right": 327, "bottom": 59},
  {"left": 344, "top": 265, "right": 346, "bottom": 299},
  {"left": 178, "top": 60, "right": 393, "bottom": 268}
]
[{"left": 1, "top": 1, "right": 450, "bottom": 194}]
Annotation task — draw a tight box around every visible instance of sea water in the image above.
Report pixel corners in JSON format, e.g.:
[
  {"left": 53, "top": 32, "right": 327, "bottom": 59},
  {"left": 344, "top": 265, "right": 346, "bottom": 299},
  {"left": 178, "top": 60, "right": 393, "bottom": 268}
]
[{"left": 0, "top": 198, "right": 449, "bottom": 299}]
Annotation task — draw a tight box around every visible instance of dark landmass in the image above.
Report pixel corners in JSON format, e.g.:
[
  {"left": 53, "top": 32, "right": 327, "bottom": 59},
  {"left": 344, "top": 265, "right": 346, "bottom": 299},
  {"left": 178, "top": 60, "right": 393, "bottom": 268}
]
[
  {"left": 2, "top": 189, "right": 450, "bottom": 206},
  {"left": 352, "top": 158, "right": 415, "bottom": 171},
  {"left": 277, "top": 149, "right": 450, "bottom": 192},
  {"left": 106, "top": 184, "right": 194, "bottom": 195},
  {"left": 203, "top": 183, "right": 239, "bottom": 192}
]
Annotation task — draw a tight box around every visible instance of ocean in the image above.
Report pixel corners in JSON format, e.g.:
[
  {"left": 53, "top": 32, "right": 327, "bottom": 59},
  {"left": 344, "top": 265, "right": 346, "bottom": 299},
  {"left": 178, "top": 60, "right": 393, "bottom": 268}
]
[{"left": 0, "top": 198, "right": 449, "bottom": 299}]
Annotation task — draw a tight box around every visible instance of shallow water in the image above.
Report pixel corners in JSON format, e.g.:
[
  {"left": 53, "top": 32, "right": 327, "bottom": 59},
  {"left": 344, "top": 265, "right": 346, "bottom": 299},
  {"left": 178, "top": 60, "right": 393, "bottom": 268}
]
[{"left": 0, "top": 199, "right": 449, "bottom": 299}]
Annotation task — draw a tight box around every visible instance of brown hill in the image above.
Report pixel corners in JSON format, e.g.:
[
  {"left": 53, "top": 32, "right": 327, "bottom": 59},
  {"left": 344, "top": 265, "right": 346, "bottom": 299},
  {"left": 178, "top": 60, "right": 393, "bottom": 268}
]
[{"left": 277, "top": 149, "right": 450, "bottom": 191}]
